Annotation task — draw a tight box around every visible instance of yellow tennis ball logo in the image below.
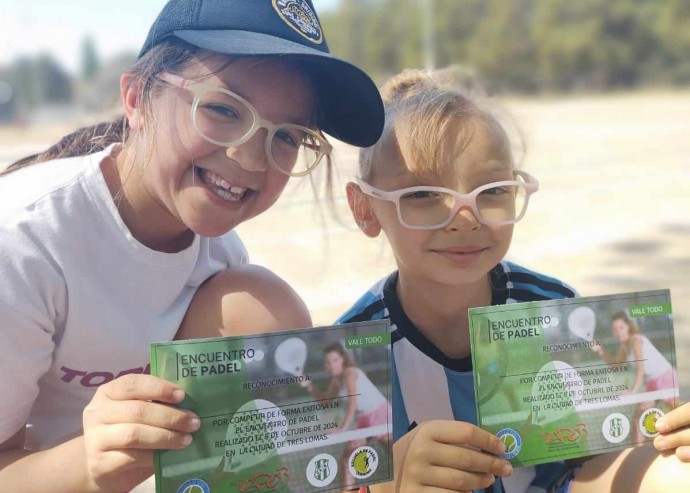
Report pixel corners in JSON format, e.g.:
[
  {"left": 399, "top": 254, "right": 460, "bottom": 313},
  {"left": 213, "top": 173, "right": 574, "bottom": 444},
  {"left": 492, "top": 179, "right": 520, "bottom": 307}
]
[
  {"left": 639, "top": 408, "right": 664, "bottom": 438},
  {"left": 642, "top": 413, "right": 657, "bottom": 434},
  {"left": 353, "top": 451, "right": 369, "bottom": 474},
  {"left": 348, "top": 446, "right": 379, "bottom": 479}
]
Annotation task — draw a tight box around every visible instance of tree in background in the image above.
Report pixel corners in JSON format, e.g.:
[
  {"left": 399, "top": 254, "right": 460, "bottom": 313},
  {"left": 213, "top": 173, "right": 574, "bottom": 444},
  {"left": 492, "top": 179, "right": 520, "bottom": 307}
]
[
  {"left": 532, "top": 0, "right": 659, "bottom": 92},
  {"left": 81, "top": 37, "right": 101, "bottom": 83},
  {"left": 0, "top": 42, "right": 134, "bottom": 121},
  {"left": 78, "top": 35, "right": 136, "bottom": 113},
  {"left": 4, "top": 55, "right": 72, "bottom": 112},
  {"left": 1, "top": 0, "right": 689, "bottom": 106},
  {"left": 35, "top": 55, "right": 73, "bottom": 104},
  {"left": 467, "top": 0, "right": 538, "bottom": 93},
  {"left": 434, "top": 0, "right": 484, "bottom": 71},
  {"left": 320, "top": 0, "right": 690, "bottom": 94},
  {"left": 321, "top": 0, "right": 422, "bottom": 78},
  {"left": 653, "top": 0, "right": 690, "bottom": 84},
  {"left": 0, "top": 78, "right": 16, "bottom": 123},
  {"left": 84, "top": 51, "right": 138, "bottom": 113}
]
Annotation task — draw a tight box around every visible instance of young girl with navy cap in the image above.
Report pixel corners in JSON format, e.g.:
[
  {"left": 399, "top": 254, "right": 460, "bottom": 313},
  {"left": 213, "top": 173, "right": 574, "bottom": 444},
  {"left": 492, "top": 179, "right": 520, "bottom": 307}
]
[{"left": 0, "top": 1, "right": 383, "bottom": 490}]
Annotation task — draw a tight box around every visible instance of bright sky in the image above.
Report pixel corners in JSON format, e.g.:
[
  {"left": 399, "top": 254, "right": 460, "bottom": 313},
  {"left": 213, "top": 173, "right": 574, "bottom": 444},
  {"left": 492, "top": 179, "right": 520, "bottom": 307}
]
[{"left": 0, "top": 0, "right": 338, "bottom": 74}]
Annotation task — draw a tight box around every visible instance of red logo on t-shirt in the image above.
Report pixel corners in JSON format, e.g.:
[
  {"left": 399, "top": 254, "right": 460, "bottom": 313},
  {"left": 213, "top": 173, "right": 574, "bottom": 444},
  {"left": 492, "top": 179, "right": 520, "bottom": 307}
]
[{"left": 60, "top": 365, "right": 150, "bottom": 387}]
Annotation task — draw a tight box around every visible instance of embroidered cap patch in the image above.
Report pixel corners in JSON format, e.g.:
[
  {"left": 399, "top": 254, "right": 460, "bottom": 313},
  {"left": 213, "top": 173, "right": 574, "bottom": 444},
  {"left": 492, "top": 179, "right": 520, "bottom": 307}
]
[{"left": 272, "top": 0, "right": 323, "bottom": 44}]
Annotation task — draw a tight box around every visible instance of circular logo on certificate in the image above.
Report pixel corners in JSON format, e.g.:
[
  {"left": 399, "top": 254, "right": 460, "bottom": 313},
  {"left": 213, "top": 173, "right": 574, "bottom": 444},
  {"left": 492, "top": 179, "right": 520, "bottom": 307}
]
[
  {"left": 306, "top": 453, "right": 338, "bottom": 487},
  {"left": 348, "top": 446, "right": 379, "bottom": 479},
  {"left": 639, "top": 408, "right": 665, "bottom": 437},
  {"left": 177, "top": 478, "right": 210, "bottom": 493},
  {"left": 602, "top": 412, "right": 630, "bottom": 444},
  {"left": 496, "top": 428, "right": 522, "bottom": 460}
]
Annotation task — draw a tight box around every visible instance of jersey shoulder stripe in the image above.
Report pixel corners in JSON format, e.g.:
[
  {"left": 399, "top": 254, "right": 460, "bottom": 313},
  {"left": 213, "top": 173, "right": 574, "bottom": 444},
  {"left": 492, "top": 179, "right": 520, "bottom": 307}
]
[
  {"left": 336, "top": 277, "right": 388, "bottom": 324},
  {"left": 500, "top": 261, "right": 578, "bottom": 300},
  {"left": 340, "top": 299, "right": 386, "bottom": 324}
]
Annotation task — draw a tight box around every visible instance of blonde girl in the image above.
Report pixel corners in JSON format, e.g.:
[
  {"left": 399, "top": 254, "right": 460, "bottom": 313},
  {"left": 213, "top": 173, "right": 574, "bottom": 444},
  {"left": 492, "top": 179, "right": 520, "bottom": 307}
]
[{"left": 339, "top": 69, "right": 690, "bottom": 493}]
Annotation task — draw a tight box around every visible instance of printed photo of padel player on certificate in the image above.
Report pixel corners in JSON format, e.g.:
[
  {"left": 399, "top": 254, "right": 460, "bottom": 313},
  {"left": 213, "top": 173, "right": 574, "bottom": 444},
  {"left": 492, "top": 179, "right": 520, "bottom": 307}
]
[
  {"left": 150, "top": 320, "right": 393, "bottom": 493},
  {"left": 469, "top": 289, "right": 679, "bottom": 468}
]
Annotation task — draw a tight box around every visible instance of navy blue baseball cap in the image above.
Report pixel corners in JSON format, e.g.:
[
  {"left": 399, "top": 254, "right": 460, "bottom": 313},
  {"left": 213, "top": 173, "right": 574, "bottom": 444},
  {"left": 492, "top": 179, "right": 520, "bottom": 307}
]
[{"left": 139, "top": 0, "right": 384, "bottom": 147}]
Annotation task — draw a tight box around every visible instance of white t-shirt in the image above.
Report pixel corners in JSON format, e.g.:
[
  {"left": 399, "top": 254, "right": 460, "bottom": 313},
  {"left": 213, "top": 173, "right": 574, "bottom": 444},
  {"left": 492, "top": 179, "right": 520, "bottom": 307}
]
[{"left": 0, "top": 145, "right": 248, "bottom": 450}]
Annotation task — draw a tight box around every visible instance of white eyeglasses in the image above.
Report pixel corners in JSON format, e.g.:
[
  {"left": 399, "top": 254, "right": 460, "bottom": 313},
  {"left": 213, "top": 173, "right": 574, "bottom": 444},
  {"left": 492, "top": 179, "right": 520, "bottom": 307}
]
[
  {"left": 355, "top": 171, "right": 539, "bottom": 229},
  {"left": 159, "top": 73, "right": 332, "bottom": 177}
]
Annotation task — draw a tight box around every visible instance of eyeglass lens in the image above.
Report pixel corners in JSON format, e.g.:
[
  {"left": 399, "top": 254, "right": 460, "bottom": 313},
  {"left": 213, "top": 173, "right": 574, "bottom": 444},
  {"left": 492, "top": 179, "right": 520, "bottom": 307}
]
[
  {"left": 398, "top": 184, "right": 528, "bottom": 226},
  {"left": 193, "top": 88, "right": 324, "bottom": 175}
]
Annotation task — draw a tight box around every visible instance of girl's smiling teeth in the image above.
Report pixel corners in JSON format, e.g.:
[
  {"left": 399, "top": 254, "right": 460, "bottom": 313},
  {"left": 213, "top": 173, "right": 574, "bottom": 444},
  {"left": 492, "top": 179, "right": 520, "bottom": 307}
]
[{"left": 197, "top": 167, "right": 251, "bottom": 202}]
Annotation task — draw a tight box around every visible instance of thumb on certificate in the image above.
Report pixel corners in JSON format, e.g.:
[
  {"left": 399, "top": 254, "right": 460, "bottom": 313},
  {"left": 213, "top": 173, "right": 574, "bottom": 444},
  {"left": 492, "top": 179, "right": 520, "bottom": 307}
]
[{"left": 422, "top": 420, "right": 506, "bottom": 456}]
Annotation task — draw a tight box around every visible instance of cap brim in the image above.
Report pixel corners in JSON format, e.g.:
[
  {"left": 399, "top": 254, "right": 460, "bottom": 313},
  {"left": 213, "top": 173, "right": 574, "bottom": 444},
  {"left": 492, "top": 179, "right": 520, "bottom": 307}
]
[{"left": 173, "top": 30, "right": 384, "bottom": 147}]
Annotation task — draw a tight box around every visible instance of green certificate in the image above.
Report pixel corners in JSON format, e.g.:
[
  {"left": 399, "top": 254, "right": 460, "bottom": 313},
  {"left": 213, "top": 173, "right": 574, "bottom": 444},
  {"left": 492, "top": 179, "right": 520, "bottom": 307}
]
[
  {"left": 150, "top": 321, "right": 393, "bottom": 493},
  {"left": 469, "top": 290, "right": 679, "bottom": 467}
]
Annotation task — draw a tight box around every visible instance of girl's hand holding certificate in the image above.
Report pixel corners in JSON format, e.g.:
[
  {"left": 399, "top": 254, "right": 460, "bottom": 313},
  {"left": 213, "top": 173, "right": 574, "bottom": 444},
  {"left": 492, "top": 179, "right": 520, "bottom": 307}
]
[
  {"left": 82, "top": 374, "right": 199, "bottom": 492},
  {"left": 654, "top": 402, "right": 690, "bottom": 461},
  {"left": 393, "top": 420, "right": 512, "bottom": 492}
]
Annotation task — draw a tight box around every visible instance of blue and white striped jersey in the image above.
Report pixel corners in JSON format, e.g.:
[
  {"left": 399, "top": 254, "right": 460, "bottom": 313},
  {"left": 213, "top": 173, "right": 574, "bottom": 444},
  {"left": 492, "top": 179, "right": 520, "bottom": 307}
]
[{"left": 336, "top": 261, "right": 578, "bottom": 493}]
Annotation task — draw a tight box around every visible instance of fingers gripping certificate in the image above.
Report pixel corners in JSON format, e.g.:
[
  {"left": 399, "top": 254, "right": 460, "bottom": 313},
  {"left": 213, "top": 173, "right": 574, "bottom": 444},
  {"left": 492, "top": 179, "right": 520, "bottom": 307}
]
[
  {"left": 469, "top": 290, "right": 679, "bottom": 467},
  {"left": 150, "top": 321, "right": 393, "bottom": 493}
]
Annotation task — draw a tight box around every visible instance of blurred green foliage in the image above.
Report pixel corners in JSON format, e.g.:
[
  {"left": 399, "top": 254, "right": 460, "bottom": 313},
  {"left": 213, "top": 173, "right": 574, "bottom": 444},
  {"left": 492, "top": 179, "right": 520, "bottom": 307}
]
[
  {"left": 321, "top": 0, "right": 690, "bottom": 93},
  {"left": 81, "top": 37, "right": 101, "bottom": 83},
  {"left": 0, "top": 55, "right": 72, "bottom": 114},
  {"left": 1, "top": 0, "right": 689, "bottom": 121}
]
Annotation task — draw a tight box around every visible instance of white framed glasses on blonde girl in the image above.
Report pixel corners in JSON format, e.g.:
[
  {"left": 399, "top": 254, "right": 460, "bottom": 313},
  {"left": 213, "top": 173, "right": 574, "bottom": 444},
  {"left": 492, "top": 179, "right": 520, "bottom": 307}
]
[
  {"left": 159, "top": 73, "right": 332, "bottom": 177},
  {"left": 354, "top": 171, "right": 539, "bottom": 230}
]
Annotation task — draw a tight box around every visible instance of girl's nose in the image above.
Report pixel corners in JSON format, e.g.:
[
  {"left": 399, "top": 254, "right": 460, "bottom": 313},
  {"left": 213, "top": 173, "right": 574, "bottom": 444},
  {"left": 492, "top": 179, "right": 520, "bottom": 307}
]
[
  {"left": 445, "top": 206, "right": 481, "bottom": 231},
  {"left": 226, "top": 130, "right": 269, "bottom": 172}
]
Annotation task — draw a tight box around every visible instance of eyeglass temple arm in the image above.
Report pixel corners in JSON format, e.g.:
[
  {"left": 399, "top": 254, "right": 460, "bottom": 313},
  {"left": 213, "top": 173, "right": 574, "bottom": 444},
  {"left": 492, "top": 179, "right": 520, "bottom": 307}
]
[
  {"left": 354, "top": 176, "right": 387, "bottom": 199},
  {"left": 158, "top": 72, "right": 189, "bottom": 90},
  {"left": 514, "top": 170, "right": 539, "bottom": 192}
]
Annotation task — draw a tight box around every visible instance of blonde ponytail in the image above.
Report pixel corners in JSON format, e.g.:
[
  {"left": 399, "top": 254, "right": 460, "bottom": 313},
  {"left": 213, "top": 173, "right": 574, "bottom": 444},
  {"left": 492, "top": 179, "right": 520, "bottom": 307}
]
[
  {"left": 360, "top": 68, "right": 496, "bottom": 181},
  {"left": 380, "top": 69, "right": 437, "bottom": 105}
]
